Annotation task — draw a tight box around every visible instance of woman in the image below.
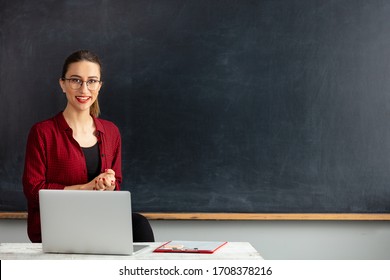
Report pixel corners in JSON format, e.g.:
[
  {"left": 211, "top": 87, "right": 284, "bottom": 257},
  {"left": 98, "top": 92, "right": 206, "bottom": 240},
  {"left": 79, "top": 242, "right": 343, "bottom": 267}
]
[{"left": 23, "top": 50, "right": 154, "bottom": 243}]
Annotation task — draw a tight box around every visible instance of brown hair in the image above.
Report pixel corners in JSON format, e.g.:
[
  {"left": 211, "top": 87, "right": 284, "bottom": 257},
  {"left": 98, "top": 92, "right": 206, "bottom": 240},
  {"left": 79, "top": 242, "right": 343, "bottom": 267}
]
[{"left": 61, "top": 50, "right": 102, "bottom": 117}]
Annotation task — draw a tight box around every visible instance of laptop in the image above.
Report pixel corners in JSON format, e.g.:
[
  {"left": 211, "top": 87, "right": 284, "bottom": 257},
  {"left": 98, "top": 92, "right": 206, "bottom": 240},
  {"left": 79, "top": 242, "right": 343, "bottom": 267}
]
[{"left": 39, "top": 189, "right": 139, "bottom": 255}]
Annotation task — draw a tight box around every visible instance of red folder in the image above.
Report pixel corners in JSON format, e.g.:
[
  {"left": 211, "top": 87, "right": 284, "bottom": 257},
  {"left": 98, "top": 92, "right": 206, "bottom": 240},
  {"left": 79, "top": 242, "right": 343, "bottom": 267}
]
[{"left": 153, "top": 240, "right": 228, "bottom": 254}]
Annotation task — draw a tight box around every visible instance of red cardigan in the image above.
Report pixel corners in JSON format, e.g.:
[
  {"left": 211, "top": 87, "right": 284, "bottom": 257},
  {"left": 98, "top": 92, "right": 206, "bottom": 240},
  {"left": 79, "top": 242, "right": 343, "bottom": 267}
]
[{"left": 23, "top": 112, "right": 122, "bottom": 242}]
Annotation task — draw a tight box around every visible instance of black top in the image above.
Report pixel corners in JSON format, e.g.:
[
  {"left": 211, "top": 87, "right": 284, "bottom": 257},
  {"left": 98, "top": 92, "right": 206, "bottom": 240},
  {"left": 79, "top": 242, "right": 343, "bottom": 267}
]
[{"left": 82, "top": 143, "right": 101, "bottom": 181}]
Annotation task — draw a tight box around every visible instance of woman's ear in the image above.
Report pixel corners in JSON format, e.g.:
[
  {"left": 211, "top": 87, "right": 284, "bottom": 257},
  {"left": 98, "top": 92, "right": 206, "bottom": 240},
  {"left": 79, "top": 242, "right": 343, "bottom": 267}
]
[{"left": 59, "top": 78, "right": 66, "bottom": 93}]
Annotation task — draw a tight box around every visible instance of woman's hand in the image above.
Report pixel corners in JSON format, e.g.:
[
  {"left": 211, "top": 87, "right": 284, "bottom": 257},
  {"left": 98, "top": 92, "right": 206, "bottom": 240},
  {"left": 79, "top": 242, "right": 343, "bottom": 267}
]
[
  {"left": 65, "top": 169, "right": 116, "bottom": 191},
  {"left": 94, "top": 169, "right": 116, "bottom": 191}
]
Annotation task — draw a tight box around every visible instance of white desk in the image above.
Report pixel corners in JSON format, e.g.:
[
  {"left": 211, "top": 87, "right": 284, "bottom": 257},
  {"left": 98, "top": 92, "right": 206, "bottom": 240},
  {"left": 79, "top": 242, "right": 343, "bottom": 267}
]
[{"left": 0, "top": 242, "right": 263, "bottom": 260}]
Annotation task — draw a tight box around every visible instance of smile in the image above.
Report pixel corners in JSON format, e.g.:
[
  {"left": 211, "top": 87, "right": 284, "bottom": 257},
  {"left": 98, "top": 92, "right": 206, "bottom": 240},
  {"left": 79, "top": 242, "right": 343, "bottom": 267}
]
[{"left": 76, "top": 96, "right": 91, "bottom": 103}]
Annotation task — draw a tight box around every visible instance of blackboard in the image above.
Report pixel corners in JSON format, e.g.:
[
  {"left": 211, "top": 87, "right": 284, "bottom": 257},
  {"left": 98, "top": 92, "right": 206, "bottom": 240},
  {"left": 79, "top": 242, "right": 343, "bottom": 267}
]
[{"left": 1, "top": 0, "right": 390, "bottom": 215}]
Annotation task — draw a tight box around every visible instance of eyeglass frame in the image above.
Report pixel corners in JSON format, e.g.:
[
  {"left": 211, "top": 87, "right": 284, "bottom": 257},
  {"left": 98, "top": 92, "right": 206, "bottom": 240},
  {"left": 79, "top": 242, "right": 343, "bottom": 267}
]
[{"left": 61, "top": 77, "right": 102, "bottom": 90}]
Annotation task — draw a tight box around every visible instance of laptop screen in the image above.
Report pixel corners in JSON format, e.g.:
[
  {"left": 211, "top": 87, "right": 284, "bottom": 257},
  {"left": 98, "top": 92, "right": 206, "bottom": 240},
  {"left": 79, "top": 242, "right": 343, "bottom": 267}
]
[{"left": 39, "top": 190, "right": 133, "bottom": 255}]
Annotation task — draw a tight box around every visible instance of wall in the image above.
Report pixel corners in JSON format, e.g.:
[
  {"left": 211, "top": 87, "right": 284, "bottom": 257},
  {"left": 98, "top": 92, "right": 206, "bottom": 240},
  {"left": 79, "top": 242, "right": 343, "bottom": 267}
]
[
  {"left": 2, "top": 1, "right": 390, "bottom": 260},
  {"left": 1, "top": 219, "right": 389, "bottom": 260}
]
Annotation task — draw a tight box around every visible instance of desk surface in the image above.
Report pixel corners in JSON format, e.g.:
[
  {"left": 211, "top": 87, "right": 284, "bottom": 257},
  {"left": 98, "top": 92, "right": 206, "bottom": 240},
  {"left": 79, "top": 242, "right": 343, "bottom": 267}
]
[{"left": 0, "top": 242, "right": 263, "bottom": 260}]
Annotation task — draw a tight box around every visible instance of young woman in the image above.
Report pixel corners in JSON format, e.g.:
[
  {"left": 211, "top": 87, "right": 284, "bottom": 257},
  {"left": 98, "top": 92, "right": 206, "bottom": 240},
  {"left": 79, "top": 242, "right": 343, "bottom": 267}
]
[{"left": 23, "top": 50, "right": 154, "bottom": 243}]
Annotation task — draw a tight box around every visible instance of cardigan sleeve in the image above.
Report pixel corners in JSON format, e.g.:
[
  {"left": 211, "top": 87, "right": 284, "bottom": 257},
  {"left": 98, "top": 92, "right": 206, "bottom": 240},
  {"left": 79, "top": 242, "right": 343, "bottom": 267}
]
[
  {"left": 22, "top": 124, "right": 65, "bottom": 208},
  {"left": 111, "top": 125, "right": 122, "bottom": 190}
]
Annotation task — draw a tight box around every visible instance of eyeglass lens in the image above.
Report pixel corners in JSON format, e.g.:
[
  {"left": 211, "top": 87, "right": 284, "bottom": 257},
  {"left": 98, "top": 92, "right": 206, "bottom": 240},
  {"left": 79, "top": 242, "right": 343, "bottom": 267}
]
[{"left": 66, "top": 79, "right": 100, "bottom": 90}]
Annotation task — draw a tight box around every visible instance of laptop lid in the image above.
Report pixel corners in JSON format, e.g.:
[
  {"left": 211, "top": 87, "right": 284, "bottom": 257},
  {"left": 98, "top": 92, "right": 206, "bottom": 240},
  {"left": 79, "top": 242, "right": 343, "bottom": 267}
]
[{"left": 39, "top": 189, "right": 133, "bottom": 255}]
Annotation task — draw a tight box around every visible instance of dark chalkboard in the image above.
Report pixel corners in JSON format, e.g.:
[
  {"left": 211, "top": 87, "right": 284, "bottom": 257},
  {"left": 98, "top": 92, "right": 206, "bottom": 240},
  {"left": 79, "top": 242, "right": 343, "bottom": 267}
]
[{"left": 1, "top": 0, "right": 390, "bottom": 214}]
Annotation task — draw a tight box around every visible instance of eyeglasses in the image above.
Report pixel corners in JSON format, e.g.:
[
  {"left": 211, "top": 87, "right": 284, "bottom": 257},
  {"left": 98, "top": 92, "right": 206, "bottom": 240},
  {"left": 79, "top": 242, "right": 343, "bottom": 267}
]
[{"left": 62, "top": 78, "right": 102, "bottom": 90}]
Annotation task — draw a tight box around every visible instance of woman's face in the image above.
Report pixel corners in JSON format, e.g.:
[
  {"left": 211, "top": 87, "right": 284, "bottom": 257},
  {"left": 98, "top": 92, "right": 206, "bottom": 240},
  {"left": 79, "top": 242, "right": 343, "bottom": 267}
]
[{"left": 59, "top": 61, "right": 102, "bottom": 113}]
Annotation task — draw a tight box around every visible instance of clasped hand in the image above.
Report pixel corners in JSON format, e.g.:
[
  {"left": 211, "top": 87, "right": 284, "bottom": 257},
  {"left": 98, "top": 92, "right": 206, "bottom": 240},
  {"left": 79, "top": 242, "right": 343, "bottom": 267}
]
[{"left": 92, "top": 169, "right": 116, "bottom": 191}]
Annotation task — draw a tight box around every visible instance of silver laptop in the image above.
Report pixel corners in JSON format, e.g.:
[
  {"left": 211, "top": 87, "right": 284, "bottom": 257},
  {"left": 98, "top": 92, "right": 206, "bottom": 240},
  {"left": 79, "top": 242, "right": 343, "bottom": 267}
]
[{"left": 39, "top": 189, "right": 135, "bottom": 255}]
